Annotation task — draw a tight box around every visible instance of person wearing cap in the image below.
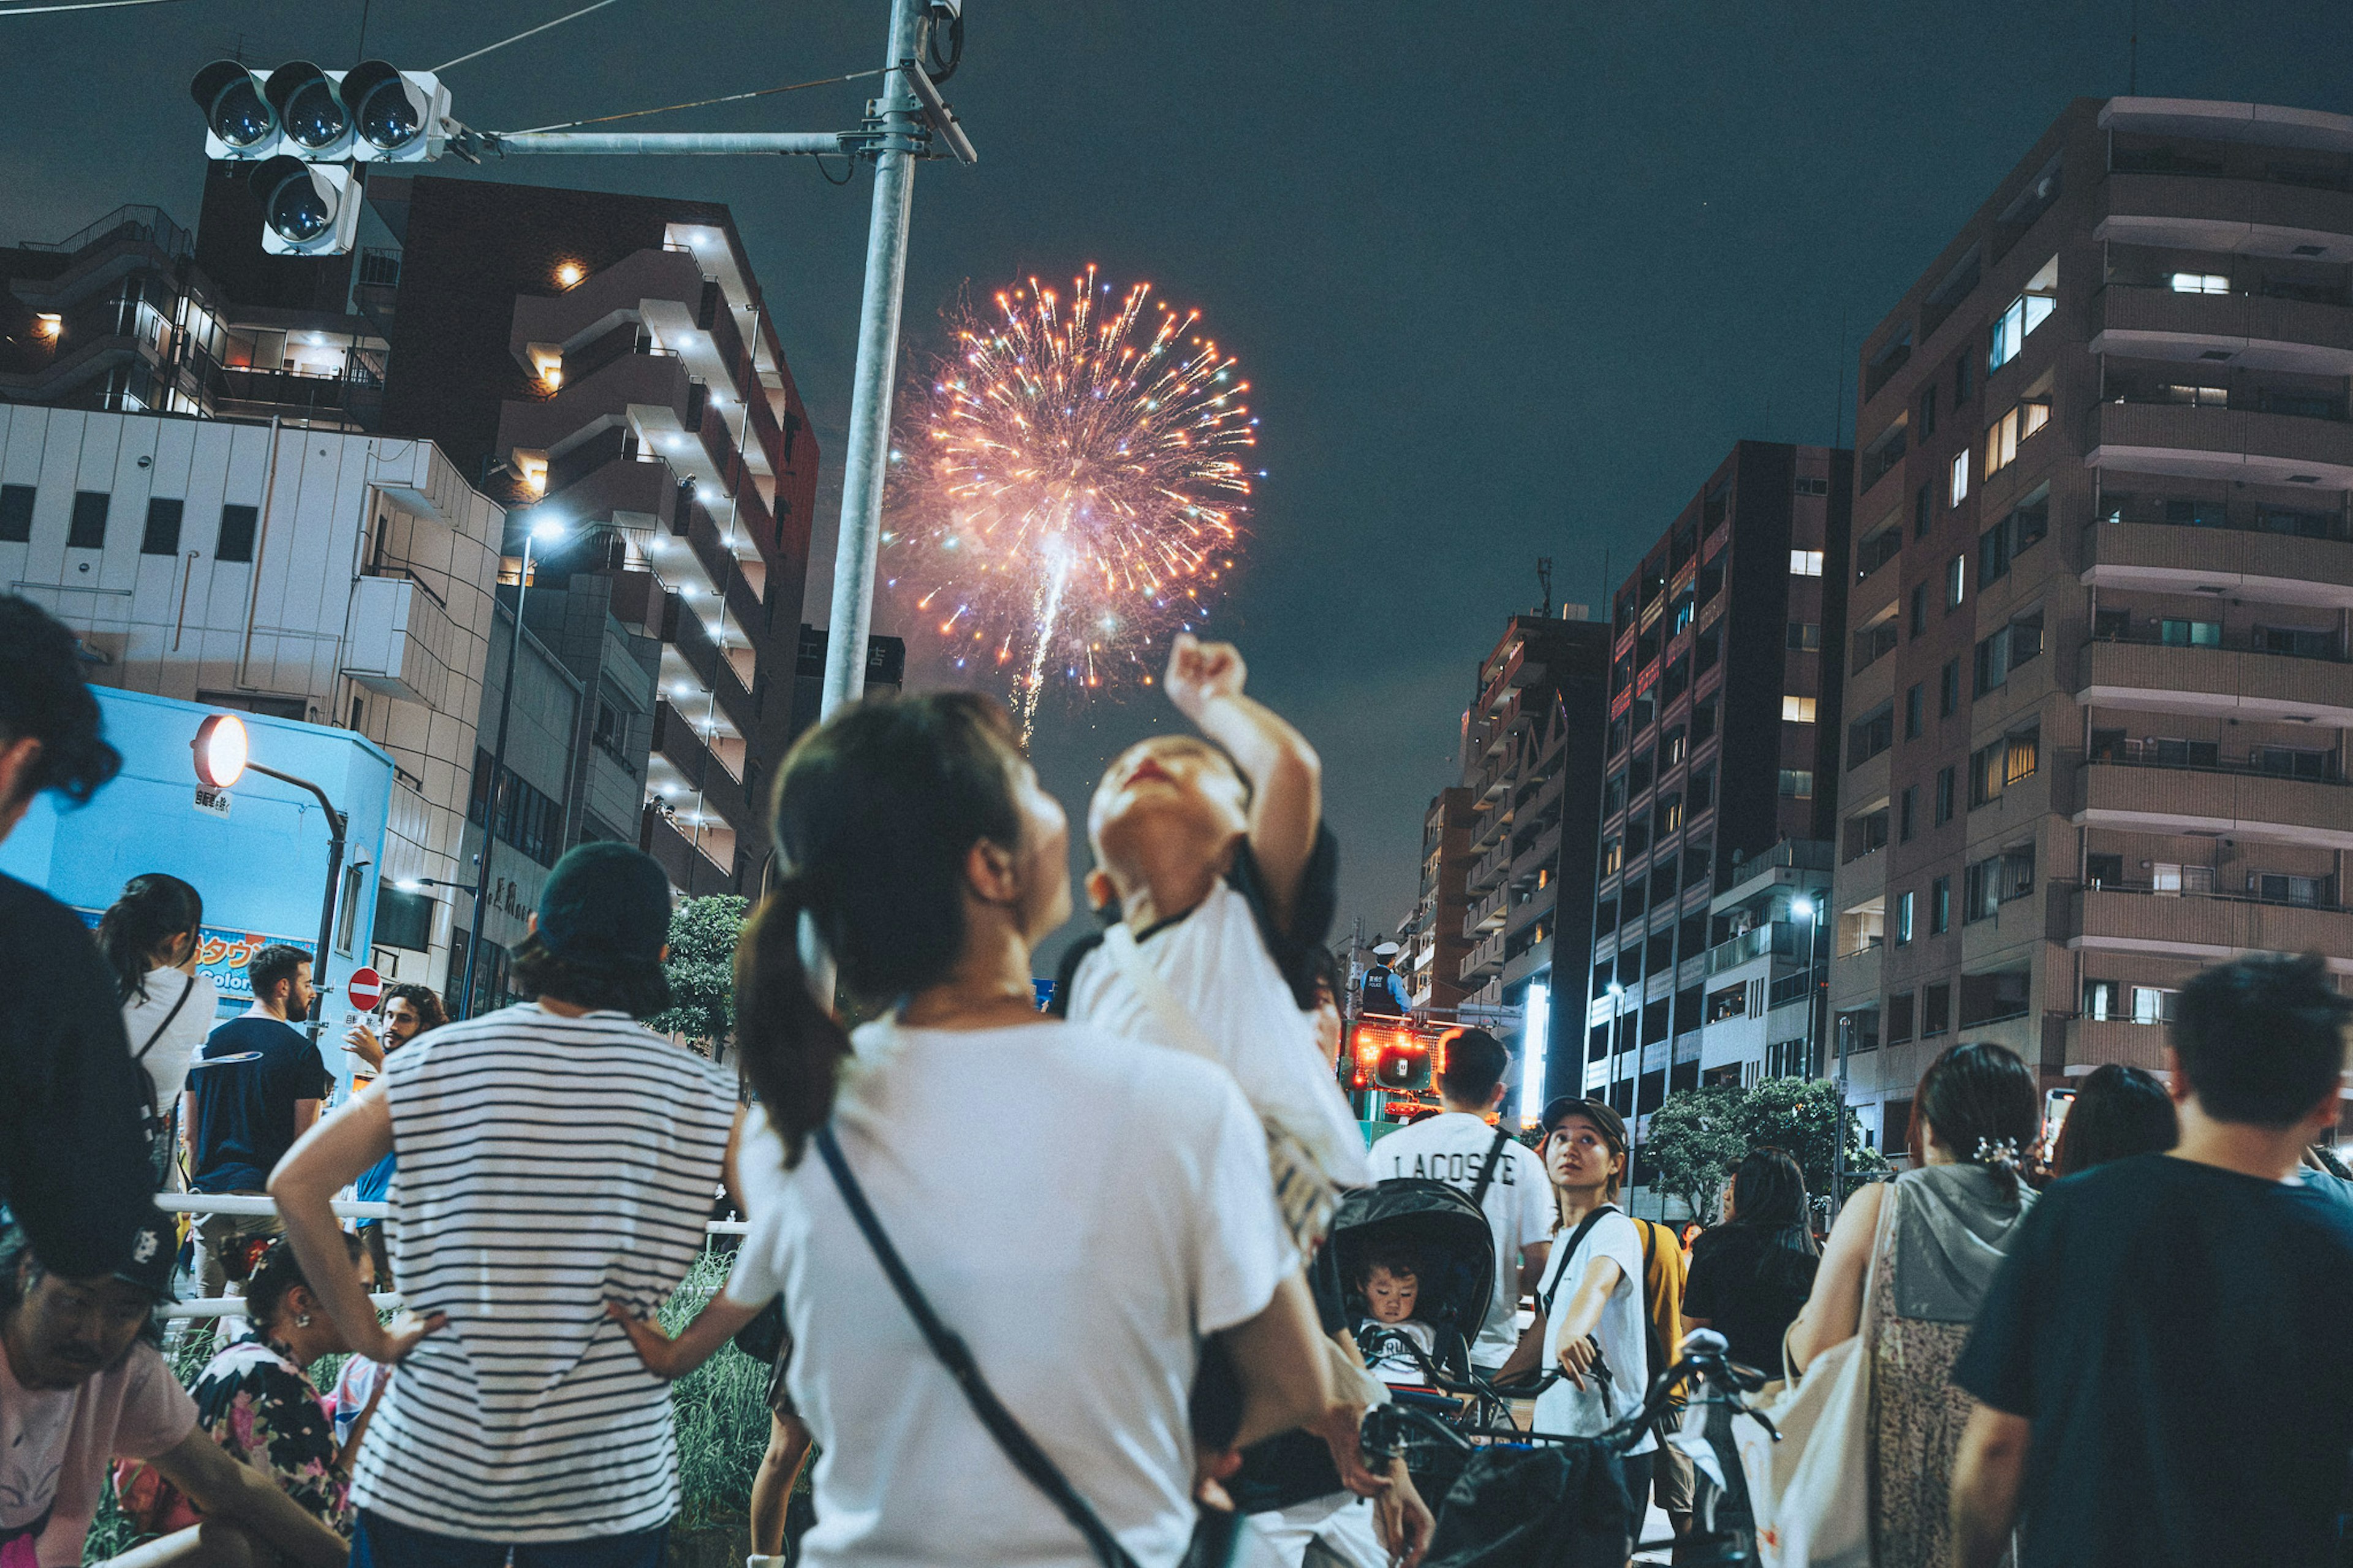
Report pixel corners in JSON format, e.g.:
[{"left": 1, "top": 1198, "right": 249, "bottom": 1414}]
[
  {"left": 1493, "top": 1096, "right": 1658, "bottom": 1536},
  {"left": 270, "top": 844, "right": 743, "bottom": 1568},
  {"left": 0, "top": 1218, "right": 349, "bottom": 1566},
  {"left": 1359, "top": 942, "right": 1412, "bottom": 1018}
]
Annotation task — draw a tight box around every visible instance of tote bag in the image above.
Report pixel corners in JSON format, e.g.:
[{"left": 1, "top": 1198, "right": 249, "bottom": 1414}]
[{"left": 1737, "top": 1181, "right": 1897, "bottom": 1567}]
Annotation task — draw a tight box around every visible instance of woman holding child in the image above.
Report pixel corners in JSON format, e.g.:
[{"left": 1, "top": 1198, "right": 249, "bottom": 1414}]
[{"left": 612, "top": 661, "right": 1379, "bottom": 1568}]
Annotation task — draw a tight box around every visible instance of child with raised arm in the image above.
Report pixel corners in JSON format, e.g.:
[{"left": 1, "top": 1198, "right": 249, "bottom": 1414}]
[{"left": 1053, "top": 632, "right": 1371, "bottom": 1244}]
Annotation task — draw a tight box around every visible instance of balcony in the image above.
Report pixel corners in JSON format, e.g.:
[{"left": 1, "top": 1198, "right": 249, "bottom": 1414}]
[
  {"left": 1461, "top": 885, "right": 1507, "bottom": 941},
  {"left": 2101, "top": 169, "right": 2353, "bottom": 257},
  {"left": 342, "top": 572, "right": 459, "bottom": 709},
  {"left": 2069, "top": 756, "right": 2353, "bottom": 850},
  {"left": 2045, "top": 1013, "right": 2171, "bottom": 1074},
  {"left": 2090, "top": 282, "right": 2353, "bottom": 374},
  {"left": 650, "top": 701, "right": 749, "bottom": 831},
  {"left": 2080, "top": 397, "right": 2353, "bottom": 488},
  {"left": 1707, "top": 922, "right": 1794, "bottom": 975},
  {"left": 2075, "top": 635, "right": 2353, "bottom": 727},
  {"left": 2061, "top": 883, "right": 2353, "bottom": 962},
  {"left": 2076, "top": 518, "right": 2353, "bottom": 610},
  {"left": 1460, "top": 929, "right": 1506, "bottom": 985},
  {"left": 1510, "top": 821, "right": 1563, "bottom": 880},
  {"left": 1501, "top": 934, "right": 1553, "bottom": 990},
  {"left": 502, "top": 350, "right": 700, "bottom": 467},
  {"left": 640, "top": 801, "right": 735, "bottom": 898},
  {"left": 1464, "top": 839, "right": 1512, "bottom": 895}
]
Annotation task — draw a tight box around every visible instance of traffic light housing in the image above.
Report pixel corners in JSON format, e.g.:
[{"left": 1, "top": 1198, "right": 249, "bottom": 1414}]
[
  {"left": 265, "top": 62, "right": 354, "bottom": 159},
  {"left": 1350, "top": 1021, "right": 1431, "bottom": 1093},
  {"left": 192, "top": 61, "right": 279, "bottom": 159},
  {"left": 249, "top": 158, "right": 362, "bottom": 256},
  {"left": 341, "top": 61, "right": 449, "bottom": 162}
]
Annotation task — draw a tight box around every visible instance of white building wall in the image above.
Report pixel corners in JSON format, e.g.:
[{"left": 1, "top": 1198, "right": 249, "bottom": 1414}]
[{"left": 0, "top": 407, "right": 502, "bottom": 994}]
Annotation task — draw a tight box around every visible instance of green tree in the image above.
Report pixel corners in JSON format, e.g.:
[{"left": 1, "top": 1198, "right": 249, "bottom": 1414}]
[
  {"left": 1642, "top": 1083, "right": 1747, "bottom": 1223},
  {"left": 1730, "top": 1076, "right": 1886, "bottom": 1205},
  {"left": 650, "top": 895, "right": 749, "bottom": 1057}
]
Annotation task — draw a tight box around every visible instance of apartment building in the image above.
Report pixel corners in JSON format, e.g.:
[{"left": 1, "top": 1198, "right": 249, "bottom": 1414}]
[
  {"left": 3, "top": 169, "right": 827, "bottom": 905},
  {"left": 0, "top": 403, "right": 502, "bottom": 995},
  {"left": 1401, "top": 785, "right": 1477, "bottom": 1013},
  {"left": 1428, "top": 612, "right": 1613, "bottom": 1104},
  {"left": 1833, "top": 96, "right": 2353, "bottom": 1147},
  {"left": 1581, "top": 442, "right": 1853, "bottom": 1162}
]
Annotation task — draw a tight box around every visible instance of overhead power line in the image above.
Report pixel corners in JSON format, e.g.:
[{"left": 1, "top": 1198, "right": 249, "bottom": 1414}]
[
  {"left": 433, "top": 0, "right": 624, "bottom": 73},
  {"left": 508, "top": 64, "right": 897, "bottom": 136},
  {"left": 0, "top": 0, "right": 180, "bottom": 15}
]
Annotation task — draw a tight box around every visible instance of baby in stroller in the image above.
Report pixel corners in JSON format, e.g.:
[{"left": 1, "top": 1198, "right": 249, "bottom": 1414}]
[{"left": 1354, "top": 1244, "right": 1439, "bottom": 1386}]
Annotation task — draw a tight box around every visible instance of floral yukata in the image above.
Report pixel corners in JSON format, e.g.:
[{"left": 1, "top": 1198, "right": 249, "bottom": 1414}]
[{"left": 120, "top": 1335, "right": 352, "bottom": 1537}]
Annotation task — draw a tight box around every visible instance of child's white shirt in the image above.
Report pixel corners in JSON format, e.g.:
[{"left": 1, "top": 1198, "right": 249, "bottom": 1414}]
[
  {"left": 1066, "top": 871, "right": 1370, "bottom": 1200},
  {"left": 1356, "top": 1317, "right": 1436, "bottom": 1384}
]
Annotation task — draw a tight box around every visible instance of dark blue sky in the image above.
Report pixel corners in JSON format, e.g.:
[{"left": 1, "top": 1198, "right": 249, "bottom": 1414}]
[{"left": 6, "top": 0, "right": 2351, "bottom": 957}]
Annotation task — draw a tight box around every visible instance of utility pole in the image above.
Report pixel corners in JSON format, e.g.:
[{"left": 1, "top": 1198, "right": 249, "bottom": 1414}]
[{"left": 819, "top": 0, "right": 930, "bottom": 722}]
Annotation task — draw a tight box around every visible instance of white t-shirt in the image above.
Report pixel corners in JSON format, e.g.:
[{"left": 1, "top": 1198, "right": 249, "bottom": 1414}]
[
  {"left": 725, "top": 1018, "right": 1292, "bottom": 1568},
  {"left": 119, "top": 966, "right": 219, "bottom": 1112},
  {"left": 1355, "top": 1317, "right": 1437, "bottom": 1384},
  {"left": 1366, "top": 1112, "right": 1552, "bottom": 1367},
  {"left": 1532, "top": 1208, "right": 1655, "bottom": 1455},
  {"left": 1064, "top": 875, "right": 1370, "bottom": 1202}
]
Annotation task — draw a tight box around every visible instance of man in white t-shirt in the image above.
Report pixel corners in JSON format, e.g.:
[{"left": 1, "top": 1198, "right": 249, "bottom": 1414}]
[
  {"left": 1495, "top": 1096, "right": 1657, "bottom": 1518},
  {"left": 1365, "top": 1028, "right": 1552, "bottom": 1374}
]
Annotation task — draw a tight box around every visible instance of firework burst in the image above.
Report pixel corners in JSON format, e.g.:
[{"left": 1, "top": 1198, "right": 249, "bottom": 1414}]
[{"left": 886, "top": 265, "right": 1258, "bottom": 743}]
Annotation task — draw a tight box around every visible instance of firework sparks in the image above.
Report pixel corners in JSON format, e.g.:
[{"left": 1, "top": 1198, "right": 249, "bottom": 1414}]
[{"left": 887, "top": 265, "right": 1258, "bottom": 744}]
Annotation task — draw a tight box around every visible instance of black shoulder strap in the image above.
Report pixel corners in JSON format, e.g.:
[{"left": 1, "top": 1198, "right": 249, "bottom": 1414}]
[
  {"left": 135, "top": 972, "right": 197, "bottom": 1066},
  {"left": 814, "top": 1126, "right": 1144, "bottom": 1568},
  {"left": 1540, "top": 1203, "right": 1619, "bottom": 1319},
  {"left": 1468, "top": 1124, "right": 1513, "bottom": 1210}
]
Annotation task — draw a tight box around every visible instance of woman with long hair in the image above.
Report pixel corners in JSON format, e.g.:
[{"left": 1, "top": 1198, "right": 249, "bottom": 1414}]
[
  {"left": 2049, "top": 1063, "right": 2177, "bottom": 1177},
  {"left": 610, "top": 692, "right": 1332, "bottom": 1568},
  {"left": 1786, "top": 1042, "right": 2040, "bottom": 1568},
  {"left": 1681, "top": 1147, "right": 1821, "bottom": 1371},
  {"left": 96, "top": 873, "right": 216, "bottom": 1186}
]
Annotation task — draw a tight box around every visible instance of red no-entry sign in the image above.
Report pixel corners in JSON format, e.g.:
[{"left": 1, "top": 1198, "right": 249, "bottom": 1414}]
[{"left": 347, "top": 966, "right": 384, "bottom": 1010}]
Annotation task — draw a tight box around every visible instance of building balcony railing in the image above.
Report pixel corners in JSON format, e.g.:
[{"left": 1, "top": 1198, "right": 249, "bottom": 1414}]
[
  {"left": 1510, "top": 821, "right": 1563, "bottom": 881},
  {"left": 2066, "top": 753, "right": 2352, "bottom": 847},
  {"left": 651, "top": 700, "right": 749, "bottom": 831},
  {"left": 1459, "top": 928, "right": 1506, "bottom": 984},
  {"left": 2042, "top": 1012, "right": 2170, "bottom": 1074},
  {"left": 502, "top": 350, "right": 700, "bottom": 461},
  {"left": 2081, "top": 398, "right": 2353, "bottom": 487},
  {"left": 640, "top": 801, "right": 735, "bottom": 897},
  {"left": 2075, "top": 518, "right": 2353, "bottom": 604},
  {"left": 1706, "top": 922, "right": 1800, "bottom": 975},
  {"left": 1464, "top": 839, "right": 1512, "bottom": 895},
  {"left": 1501, "top": 935, "right": 1553, "bottom": 990},
  {"left": 2058, "top": 882, "right": 2353, "bottom": 958},
  {"left": 1461, "top": 885, "right": 1507, "bottom": 941},
  {"left": 2104, "top": 170, "right": 2353, "bottom": 249},
  {"left": 2075, "top": 636, "right": 2353, "bottom": 726},
  {"left": 2090, "top": 281, "right": 2353, "bottom": 365}
]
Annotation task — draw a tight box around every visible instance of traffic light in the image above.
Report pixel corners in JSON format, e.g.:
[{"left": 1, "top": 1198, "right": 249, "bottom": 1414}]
[
  {"left": 192, "top": 58, "right": 450, "bottom": 256},
  {"left": 340, "top": 61, "right": 449, "bottom": 162},
  {"left": 1351, "top": 1022, "right": 1430, "bottom": 1093},
  {"left": 249, "top": 158, "right": 362, "bottom": 256},
  {"left": 192, "top": 61, "right": 279, "bottom": 159}
]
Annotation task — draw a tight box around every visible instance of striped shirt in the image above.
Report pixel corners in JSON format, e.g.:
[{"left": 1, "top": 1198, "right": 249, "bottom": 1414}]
[{"left": 349, "top": 1004, "right": 737, "bottom": 1541}]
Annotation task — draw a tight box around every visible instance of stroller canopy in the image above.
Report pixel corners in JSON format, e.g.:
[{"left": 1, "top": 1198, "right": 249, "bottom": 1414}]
[{"left": 1324, "top": 1177, "right": 1497, "bottom": 1350}]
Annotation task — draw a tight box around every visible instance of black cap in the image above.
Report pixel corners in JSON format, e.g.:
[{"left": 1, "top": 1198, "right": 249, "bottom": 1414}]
[
  {"left": 113, "top": 1218, "right": 177, "bottom": 1301},
  {"left": 1540, "top": 1094, "right": 1627, "bottom": 1156},
  {"left": 536, "top": 843, "right": 671, "bottom": 964}
]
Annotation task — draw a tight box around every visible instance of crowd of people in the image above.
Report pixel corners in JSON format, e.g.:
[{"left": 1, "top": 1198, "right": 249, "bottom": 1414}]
[{"left": 1, "top": 584, "right": 2351, "bottom": 1568}]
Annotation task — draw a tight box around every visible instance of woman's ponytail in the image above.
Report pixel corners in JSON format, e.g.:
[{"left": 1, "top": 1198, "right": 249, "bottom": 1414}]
[
  {"left": 733, "top": 878, "right": 852, "bottom": 1167},
  {"left": 95, "top": 874, "right": 204, "bottom": 1004}
]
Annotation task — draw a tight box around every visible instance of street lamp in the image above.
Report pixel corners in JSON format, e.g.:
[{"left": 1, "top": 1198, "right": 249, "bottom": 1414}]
[
  {"left": 191, "top": 713, "right": 346, "bottom": 1047},
  {"left": 459, "top": 514, "right": 564, "bottom": 1018}
]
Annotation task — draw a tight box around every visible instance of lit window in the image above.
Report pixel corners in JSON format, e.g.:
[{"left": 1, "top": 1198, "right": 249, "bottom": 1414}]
[
  {"left": 1950, "top": 450, "right": 1970, "bottom": 507},
  {"left": 1789, "top": 548, "right": 1824, "bottom": 577},
  {"left": 1778, "top": 768, "right": 1814, "bottom": 799},
  {"left": 1895, "top": 890, "right": 1915, "bottom": 945},
  {"left": 1946, "top": 555, "right": 1966, "bottom": 608},
  {"left": 1986, "top": 256, "right": 2059, "bottom": 372},
  {"left": 2169, "top": 272, "right": 2229, "bottom": 295},
  {"left": 1782, "top": 695, "right": 1817, "bottom": 723},
  {"left": 1984, "top": 399, "right": 2050, "bottom": 477}
]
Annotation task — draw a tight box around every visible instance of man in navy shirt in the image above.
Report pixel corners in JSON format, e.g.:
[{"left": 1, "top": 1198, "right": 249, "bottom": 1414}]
[
  {"left": 1951, "top": 952, "right": 2353, "bottom": 1568},
  {"left": 187, "top": 944, "right": 328, "bottom": 1296}
]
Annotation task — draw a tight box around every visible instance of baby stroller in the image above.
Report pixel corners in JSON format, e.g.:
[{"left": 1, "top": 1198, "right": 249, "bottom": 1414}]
[{"left": 1332, "top": 1180, "right": 1776, "bottom": 1566}]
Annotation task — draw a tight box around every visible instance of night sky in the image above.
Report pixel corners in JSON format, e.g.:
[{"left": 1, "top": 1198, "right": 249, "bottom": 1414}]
[{"left": 7, "top": 0, "right": 2352, "bottom": 966}]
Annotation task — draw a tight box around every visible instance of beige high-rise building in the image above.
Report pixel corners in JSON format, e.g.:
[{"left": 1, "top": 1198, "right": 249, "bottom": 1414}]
[{"left": 1832, "top": 96, "right": 2353, "bottom": 1149}]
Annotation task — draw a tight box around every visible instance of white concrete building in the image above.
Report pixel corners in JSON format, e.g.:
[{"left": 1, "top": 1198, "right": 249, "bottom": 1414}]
[{"left": 0, "top": 405, "right": 503, "bottom": 994}]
